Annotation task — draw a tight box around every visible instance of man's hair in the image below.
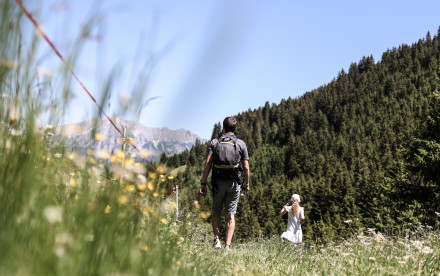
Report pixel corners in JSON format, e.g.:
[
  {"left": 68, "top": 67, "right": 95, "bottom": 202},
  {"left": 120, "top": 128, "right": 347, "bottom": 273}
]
[{"left": 223, "top": 117, "right": 237, "bottom": 132}]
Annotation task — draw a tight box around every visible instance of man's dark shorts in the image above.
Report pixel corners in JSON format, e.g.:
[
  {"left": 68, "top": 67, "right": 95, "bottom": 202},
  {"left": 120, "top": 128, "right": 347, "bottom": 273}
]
[{"left": 211, "top": 179, "right": 241, "bottom": 214}]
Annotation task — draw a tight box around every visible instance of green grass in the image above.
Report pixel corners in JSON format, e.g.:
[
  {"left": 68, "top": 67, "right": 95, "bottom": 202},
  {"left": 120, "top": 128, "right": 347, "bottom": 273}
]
[
  {"left": 170, "top": 164, "right": 187, "bottom": 177},
  {"left": 176, "top": 228, "right": 440, "bottom": 275}
]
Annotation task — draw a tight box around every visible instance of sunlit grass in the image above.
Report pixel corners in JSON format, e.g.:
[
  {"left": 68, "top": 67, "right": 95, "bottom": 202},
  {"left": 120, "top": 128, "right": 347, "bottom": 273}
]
[{"left": 177, "top": 226, "right": 440, "bottom": 275}]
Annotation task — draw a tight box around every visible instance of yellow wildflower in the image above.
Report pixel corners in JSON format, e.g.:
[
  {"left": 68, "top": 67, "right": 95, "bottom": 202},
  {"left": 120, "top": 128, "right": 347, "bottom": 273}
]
[
  {"left": 141, "top": 204, "right": 153, "bottom": 214},
  {"left": 161, "top": 218, "right": 168, "bottom": 224},
  {"left": 200, "top": 211, "right": 208, "bottom": 219},
  {"left": 104, "top": 205, "right": 111, "bottom": 214},
  {"left": 1, "top": 59, "right": 19, "bottom": 69},
  {"left": 110, "top": 154, "right": 118, "bottom": 163},
  {"left": 88, "top": 157, "right": 96, "bottom": 165},
  {"left": 168, "top": 175, "right": 174, "bottom": 180},
  {"left": 125, "top": 158, "right": 135, "bottom": 166},
  {"left": 147, "top": 181, "right": 154, "bottom": 191},
  {"left": 140, "top": 245, "right": 149, "bottom": 252},
  {"left": 117, "top": 195, "right": 128, "bottom": 205},
  {"left": 86, "top": 149, "right": 93, "bottom": 155},
  {"left": 153, "top": 192, "right": 159, "bottom": 198},
  {"left": 116, "top": 150, "right": 125, "bottom": 160},
  {"left": 141, "top": 204, "right": 153, "bottom": 215},
  {"left": 95, "top": 133, "right": 104, "bottom": 141},
  {"left": 69, "top": 178, "right": 77, "bottom": 187},
  {"left": 137, "top": 184, "right": 147, "bottom": 191},
  {"left": 127, "top": 185, "right": 136, "bottom": 192}
]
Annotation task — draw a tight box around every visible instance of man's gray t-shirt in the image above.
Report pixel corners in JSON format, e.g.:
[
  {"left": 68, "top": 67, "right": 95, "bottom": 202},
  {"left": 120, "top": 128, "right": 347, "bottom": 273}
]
[{"left": 207, "top": 133, "right": 249, "bottom": 161}]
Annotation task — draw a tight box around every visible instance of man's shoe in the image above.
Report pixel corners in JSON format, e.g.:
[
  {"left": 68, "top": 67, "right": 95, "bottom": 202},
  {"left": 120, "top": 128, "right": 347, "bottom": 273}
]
[
  {"left": 213, "top": 238, "right": 221, "bottom": 249},
  {"left": 225, "top": 244, "right": 231, "bottom": 250}
]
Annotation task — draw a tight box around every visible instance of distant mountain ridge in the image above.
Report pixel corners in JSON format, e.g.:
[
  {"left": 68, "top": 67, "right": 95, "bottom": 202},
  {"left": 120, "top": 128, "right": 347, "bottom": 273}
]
[{"left": 56, "top": 116, "right": 206, "bottom": 160}]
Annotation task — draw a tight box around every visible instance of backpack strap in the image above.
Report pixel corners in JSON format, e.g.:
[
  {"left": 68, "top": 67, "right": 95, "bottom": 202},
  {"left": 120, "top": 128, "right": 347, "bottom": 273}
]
[{"left": 213, "top": 163, "right": 240, "bottom": 169}]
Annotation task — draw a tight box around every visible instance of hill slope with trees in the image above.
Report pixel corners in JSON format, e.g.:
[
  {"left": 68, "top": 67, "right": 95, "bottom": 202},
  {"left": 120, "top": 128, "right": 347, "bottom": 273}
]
[{"left": 166, "top": 28, "right": 440, "bottom": 242}]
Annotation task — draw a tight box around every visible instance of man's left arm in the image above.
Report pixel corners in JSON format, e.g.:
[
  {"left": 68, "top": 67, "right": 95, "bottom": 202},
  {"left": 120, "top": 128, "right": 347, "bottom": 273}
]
[{"left": 242, "top": 159, "right": 250, "bottom": 191}]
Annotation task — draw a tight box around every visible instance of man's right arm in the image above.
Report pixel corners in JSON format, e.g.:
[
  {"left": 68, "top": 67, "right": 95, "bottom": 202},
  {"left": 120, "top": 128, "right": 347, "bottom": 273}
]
[{"left": 199, "top": 155, "right": 213, "bottom": 196}]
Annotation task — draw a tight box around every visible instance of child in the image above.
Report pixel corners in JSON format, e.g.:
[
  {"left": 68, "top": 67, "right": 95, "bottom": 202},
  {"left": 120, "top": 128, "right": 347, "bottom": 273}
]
[{"left": 280, "top": 194, "right": 305, "bottom": 243}]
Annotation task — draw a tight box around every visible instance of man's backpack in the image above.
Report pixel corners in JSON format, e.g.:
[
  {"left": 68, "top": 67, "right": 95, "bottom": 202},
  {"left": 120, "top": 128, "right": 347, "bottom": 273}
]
[{"left": 212, "top": 136, "right": 242, "bottom": 181}]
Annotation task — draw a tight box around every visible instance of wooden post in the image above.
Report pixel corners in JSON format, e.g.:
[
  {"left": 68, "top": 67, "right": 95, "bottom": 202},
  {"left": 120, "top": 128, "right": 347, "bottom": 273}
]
[{"left": 175, "top": 184, "right": 179, "bottom": 222}]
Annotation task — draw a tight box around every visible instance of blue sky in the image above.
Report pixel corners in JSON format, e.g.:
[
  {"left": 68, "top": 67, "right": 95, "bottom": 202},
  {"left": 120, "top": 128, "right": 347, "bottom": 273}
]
[{"left": 28, "top": 0, "right": 440, "bottom": 139}]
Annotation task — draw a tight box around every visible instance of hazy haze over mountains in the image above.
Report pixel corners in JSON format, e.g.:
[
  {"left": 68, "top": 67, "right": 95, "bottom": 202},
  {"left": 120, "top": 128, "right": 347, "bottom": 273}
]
[{"left": 56, "top": 116, "right": 206, "bottom": 160}]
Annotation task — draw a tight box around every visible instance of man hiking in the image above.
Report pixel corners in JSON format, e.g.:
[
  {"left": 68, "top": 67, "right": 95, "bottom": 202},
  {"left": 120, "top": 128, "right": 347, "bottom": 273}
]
[{"left": 199, "top": 116, "right": 250, "bottom": 250}]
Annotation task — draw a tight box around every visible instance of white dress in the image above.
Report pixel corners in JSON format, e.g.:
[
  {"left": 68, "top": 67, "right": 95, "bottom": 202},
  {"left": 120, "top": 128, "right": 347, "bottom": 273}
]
[{"left": 281, "top": 206, "right": 304, "bottom": 243}]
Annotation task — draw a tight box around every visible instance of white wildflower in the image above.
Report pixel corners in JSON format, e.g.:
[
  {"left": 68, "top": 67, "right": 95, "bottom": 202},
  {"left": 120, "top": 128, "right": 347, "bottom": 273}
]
[
  {"left": 120, "top": 91, "right": 132, "bottom": 101},
  {"left": 422, "top": 246, "right": 433, "bottom": 254},
  {"left": 43, "top": 206, "right": 63, "bottom": 224},
  {"left": 69, "top": 152, "right": 86, "bottom": 170},
  {"left": 136, "top": 174, "right": 147, "bottom": 185},
  {"left": 5, "top": 139, "right": 11, "bottom": 150},
  {"left": 54, "top": 153, "right": 62, "bottom": 158},
  {"left": 343, "top": 220, "right": 352, "bottom": 224},
  {"left": 94, "top": 149, "right": 110, "bottom": 160},
  {"left": 9, "top": 106, "right": 20, "bottom": 122},
  {"left": 125, "top": 163, "right": 146, "bottom": 175},
  {"left": 9, "top": 128, "right": 23, "bottom": 136},
  {"left": 54, "top": 232, "right": 73, "bottom": 258},
  {"left": 61, "top": 123, "right": 83, "bottom": 138},
  {"left": 84, "top": 234, "right": 95, "bottom": 242},
  {"left": 412, "top": 240, "right": 423, "bottom": 250},
  {"left": 374, "top": 232, "right": 387, "bottom": 243},
  {"left": 366, "top": 228, "right": 376, "bottom": 234},
  {"left": 36, "top": 66, "right": 54, "bottom": 77}
]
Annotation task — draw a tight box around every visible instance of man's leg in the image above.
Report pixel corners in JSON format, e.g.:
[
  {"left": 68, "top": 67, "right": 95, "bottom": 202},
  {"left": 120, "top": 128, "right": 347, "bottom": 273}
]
[
  {"left": 225, "top": 213, "right": 235, "bottom": 246},
  {"left": 212, "top": 211, "right": 222, "bottom": 238}
]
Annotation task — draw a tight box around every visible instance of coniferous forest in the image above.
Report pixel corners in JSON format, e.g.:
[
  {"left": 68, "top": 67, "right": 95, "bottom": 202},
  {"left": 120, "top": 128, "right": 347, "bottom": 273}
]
[{"left": 164, "top": 29, "right": 440, "bottom": 243}]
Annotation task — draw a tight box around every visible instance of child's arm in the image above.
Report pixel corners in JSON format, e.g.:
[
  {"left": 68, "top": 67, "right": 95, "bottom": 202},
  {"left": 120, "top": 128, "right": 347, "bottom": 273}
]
[
  {"left": 279, "top": 201, "right": 292, "bottom": 216},
  {"left": 299, "top": 208, "right": 305, "bottom": 220}
]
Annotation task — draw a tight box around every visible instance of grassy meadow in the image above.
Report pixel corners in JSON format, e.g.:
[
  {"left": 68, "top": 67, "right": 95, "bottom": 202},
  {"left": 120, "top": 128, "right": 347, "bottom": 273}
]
[{"left": 1, "top": 1, "right": 440, "bottom": 275}]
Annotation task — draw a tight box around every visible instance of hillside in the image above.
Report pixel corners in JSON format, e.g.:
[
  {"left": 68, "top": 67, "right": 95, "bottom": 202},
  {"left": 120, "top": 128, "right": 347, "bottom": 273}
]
[{"left": 171, "top": 29, "right": 440, "bottom": 242}]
